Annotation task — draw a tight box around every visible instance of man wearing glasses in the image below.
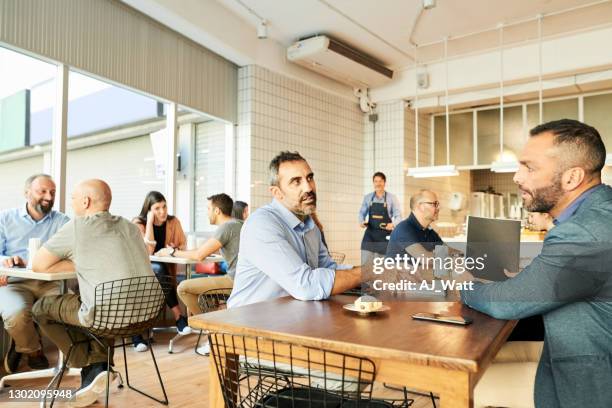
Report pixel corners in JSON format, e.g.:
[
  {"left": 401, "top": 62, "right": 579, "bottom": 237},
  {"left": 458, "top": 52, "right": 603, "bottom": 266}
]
[{"left": 385, "top": 189, "right": 443, "bottom": 260}]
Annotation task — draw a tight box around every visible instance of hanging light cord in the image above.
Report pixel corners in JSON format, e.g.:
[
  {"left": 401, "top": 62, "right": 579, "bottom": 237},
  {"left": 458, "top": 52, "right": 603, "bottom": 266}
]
[
  {"left": 444, "top": 37, "right": 450, "bottom": 166},
  {"left": 414, "top": 45, "right": 419, "bottom": 167},
  {"left": 538, "top": 14, "right": 543, "bottom": 124},
  {"left": 499, "top": 24, "right": 504, "bottom": 161}
]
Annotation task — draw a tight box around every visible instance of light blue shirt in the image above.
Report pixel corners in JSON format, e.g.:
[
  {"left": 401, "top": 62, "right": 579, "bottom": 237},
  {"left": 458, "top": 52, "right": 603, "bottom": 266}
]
[
  {"left": 0, "top": 204, "right": 69, "bottom": 282},
  {"left": 358, "top": 191, "right": 402, "bottom": 225},
  {"left": 227, "top": 199, "right": 337, "bottom": 308}
]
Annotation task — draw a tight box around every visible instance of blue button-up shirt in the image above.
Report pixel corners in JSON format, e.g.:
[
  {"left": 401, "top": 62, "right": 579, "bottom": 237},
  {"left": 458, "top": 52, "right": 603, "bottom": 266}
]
[
  {"left": 553, "top": 184, "right": 603, "bottom": 226},
  {"left": 0, "top": 204, "right": 70, "bottom": 262},
  {"left": 227, "top": 199, "right": 337, "bottom": 308},
  {"left": 358, "top": 191, "right": 402, "bottom": 225}
]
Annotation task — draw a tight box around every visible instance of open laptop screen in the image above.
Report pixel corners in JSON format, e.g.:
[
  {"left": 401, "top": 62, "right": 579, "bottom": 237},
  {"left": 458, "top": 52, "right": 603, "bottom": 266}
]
[{"left": 466, "top": 216, "right": 521, "bottom": 281}]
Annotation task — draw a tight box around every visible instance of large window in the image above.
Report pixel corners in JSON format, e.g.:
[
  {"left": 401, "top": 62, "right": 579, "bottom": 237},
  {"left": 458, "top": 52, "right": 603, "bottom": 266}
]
[
  {"left": 1, "top": 45, "right": 237, "bottom": 231},
  {"left": 0, "top": 46, "right": 57, "bottom": 151},
  {"left": 193, "top": 118, "right": 234, "bottom": 231},
  {"left": 0, "top": 46, "right": 55, "bottom": 209},
  {"left": 64, "top": 71, "right": 167, "bottom": 219}
]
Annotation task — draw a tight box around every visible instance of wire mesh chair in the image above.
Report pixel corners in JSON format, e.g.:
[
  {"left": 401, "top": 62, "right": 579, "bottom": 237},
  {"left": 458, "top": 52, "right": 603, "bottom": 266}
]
[
  {"left": 194, "top": 287, "right": 233, "bottom": 355},
  {"left": 44, "top": 275, "right": 171, "bottom": 408},
  {"left": 208, "top": 332, "right": 412, "bottom": 408},
  {"left": 383, "top": 384, "right": 437, "bottom": 408},
  {"left": 330, "top": 251, "right": 346, "bottom": 264}
]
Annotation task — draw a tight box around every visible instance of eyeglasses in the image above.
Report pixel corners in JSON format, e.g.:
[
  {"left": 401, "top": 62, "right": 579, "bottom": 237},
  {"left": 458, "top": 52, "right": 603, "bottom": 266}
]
[{"left": 420, "top": 201, "right": 440, "bottom": 209}]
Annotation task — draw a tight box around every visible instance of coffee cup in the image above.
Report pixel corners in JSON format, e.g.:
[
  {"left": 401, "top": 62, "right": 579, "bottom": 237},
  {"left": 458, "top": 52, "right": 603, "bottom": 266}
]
[{"left": 27, "top": 238, "right": 42, "bottom": 269}]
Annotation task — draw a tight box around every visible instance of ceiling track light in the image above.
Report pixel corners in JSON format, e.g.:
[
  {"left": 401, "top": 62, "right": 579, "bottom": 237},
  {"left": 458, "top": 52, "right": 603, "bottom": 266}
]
[{"left": 234, "top": 0, "right": 269, "bottom": 40}]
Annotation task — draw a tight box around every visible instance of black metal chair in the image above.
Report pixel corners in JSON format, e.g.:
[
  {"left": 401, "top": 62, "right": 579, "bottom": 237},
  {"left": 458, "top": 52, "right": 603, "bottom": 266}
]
[
  {"left": 194, "top": 287, "right": 233, "bottom": 355},
  {"left": 208, "top": 332, "right": 412, "bottom": 407},
  {"left": 44, "top": 275, "right": 172, "bottom": 407},
  {"left": 383, "top": 383, "right": 438, "bottom": 408}
]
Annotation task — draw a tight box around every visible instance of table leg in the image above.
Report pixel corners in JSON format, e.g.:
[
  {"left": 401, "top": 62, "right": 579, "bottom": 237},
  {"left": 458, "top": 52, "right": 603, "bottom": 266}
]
[
  {"left": 209, "top": 355, "right": 224, "bottom": 408},
  {"left": 165, "top": 264, "right": 196, "bottom": 353},
  {"left": 437, "top": 371, "right": 473, "bottom": 408}
]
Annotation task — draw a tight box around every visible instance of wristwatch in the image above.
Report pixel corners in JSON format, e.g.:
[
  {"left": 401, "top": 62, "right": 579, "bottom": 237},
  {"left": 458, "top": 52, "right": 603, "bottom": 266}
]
[{"left": 169, "top": 247, "right": 176, "bottom": 257}]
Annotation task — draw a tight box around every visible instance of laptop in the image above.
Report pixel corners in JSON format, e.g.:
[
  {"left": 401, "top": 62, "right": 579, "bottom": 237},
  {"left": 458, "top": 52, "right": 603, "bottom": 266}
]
[{"left": 465, "top": 216, "right": 521, "bottom": 281}]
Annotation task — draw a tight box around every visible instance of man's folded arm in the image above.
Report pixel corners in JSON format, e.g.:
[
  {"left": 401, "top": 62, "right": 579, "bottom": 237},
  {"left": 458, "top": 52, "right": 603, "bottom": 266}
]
[{"left": 330, "top": 267, "right": 362, "bottom": 295}]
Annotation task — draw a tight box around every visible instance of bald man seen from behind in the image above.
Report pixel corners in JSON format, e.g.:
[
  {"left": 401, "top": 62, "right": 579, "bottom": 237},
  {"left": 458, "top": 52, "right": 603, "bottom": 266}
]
[{"left": 31, "top": 179, "right": 156, "bottom": 408}]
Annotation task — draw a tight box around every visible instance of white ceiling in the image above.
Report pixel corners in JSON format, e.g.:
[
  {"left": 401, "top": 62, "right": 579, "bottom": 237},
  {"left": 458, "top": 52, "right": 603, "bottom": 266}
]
[{"left": 215, "top": 0, "right": 610, "bottom": 69}]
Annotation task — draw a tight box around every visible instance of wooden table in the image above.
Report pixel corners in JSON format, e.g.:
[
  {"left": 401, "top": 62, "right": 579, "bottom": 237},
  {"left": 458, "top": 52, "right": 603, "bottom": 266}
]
[
  {"left": 149, "top": 254, "right": 223, "bottom": 279},
  {"left": 190, "top": 295, "right": 516, "bottom": 408},
  {"left": 0, "top": 266, "right": 79, "bottom": 396}
]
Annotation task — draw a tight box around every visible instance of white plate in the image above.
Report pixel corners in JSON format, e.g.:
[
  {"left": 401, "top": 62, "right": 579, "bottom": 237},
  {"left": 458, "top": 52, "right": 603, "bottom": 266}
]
[{"left": 343, "top": 303, "right": 390, "bottom": 315}]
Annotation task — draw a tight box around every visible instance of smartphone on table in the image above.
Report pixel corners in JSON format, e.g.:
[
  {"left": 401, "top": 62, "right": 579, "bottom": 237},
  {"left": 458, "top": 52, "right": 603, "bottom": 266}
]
[{"left": 412, "top": 313, "right": 473, "bottom": 326}]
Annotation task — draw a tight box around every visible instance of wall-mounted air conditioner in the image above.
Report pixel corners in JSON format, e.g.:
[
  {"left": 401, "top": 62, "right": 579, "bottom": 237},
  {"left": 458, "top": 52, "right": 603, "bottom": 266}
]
[{"left": 287, "top": 35, "right": 393, "bottom": 88}]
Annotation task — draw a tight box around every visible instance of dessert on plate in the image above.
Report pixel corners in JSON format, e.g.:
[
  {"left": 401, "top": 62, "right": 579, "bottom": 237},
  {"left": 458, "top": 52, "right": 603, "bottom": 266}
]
[{"left": 354, "top": 295, "right": 383, "bottom": 312}]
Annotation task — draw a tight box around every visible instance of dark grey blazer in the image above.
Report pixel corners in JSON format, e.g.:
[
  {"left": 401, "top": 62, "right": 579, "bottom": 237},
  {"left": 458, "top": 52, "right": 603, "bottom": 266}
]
[{"left": 462, "top": 184, "right": 612, "bottom": 408}]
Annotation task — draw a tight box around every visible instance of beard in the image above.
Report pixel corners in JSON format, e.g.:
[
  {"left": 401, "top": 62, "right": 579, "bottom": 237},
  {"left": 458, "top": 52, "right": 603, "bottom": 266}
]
[
  {"left": 287, "top": 191, "right": 317, "bottom": 217},
  {"left": 520, "top": 173, "right": 564, "bottom": 212},
  {"left": 35, "top": 199, "right": 54, "bottom": 214},
  {"left": 298, "top": 191, "right": 317, "bottom": 215}
]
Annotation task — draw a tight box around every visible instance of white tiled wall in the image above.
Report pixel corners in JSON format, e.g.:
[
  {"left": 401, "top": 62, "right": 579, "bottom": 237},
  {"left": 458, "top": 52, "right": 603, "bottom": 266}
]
[
  {"left": 236, "top": 65, "right": 365, "bottom": 264},
  {"left": 363, "top": 101, "right": 406, "bottom": 209}
]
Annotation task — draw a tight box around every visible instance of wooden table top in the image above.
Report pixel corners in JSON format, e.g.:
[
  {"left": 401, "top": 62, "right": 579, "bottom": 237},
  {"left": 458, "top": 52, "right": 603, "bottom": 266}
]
[
  {"left": 0, "top": 266, "right": 76, "bottom": 281},
  {"left": 190, "top": 295, "right": 516, "bottom": 373}
]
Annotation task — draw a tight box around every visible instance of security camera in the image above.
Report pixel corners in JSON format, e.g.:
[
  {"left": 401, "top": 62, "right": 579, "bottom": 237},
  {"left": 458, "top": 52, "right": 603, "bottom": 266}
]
[{"left": 257, "top": 20, "right": 268, "bottom": 39}]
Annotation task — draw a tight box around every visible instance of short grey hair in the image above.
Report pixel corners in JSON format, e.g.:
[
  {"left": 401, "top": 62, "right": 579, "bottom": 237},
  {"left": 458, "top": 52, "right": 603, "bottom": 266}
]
[
  {"left": 24, "top": 174, "right": 52, "bottom": 191},
  {"left": 410, "top": 189, "right": 434, "bottom": 210},
  {"left": 268, "top": 151, "right": 306, "bottom": 186}
]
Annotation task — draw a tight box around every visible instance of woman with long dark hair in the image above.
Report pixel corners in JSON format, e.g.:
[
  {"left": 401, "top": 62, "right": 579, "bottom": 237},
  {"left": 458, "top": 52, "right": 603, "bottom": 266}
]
[{"left": 132, "top": 191, "right": 189, "bottom": 351}]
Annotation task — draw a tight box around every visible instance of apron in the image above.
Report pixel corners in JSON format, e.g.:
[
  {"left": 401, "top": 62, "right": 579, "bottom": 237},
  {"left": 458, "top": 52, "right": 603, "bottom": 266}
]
[{"left": 360, "top": 192, "right": 392, "bottom": 254}]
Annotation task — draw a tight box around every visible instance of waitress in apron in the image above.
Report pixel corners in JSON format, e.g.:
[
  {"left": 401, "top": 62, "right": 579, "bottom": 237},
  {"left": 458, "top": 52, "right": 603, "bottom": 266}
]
[{"left": 359, "top": 172, "right": 402, "bottom": 260}]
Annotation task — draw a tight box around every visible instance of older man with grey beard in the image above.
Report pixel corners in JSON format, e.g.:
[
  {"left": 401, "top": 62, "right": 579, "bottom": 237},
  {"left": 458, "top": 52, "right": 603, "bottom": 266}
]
[{"left": 0, "top": 174, "right": 69, "bottom": 374}]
